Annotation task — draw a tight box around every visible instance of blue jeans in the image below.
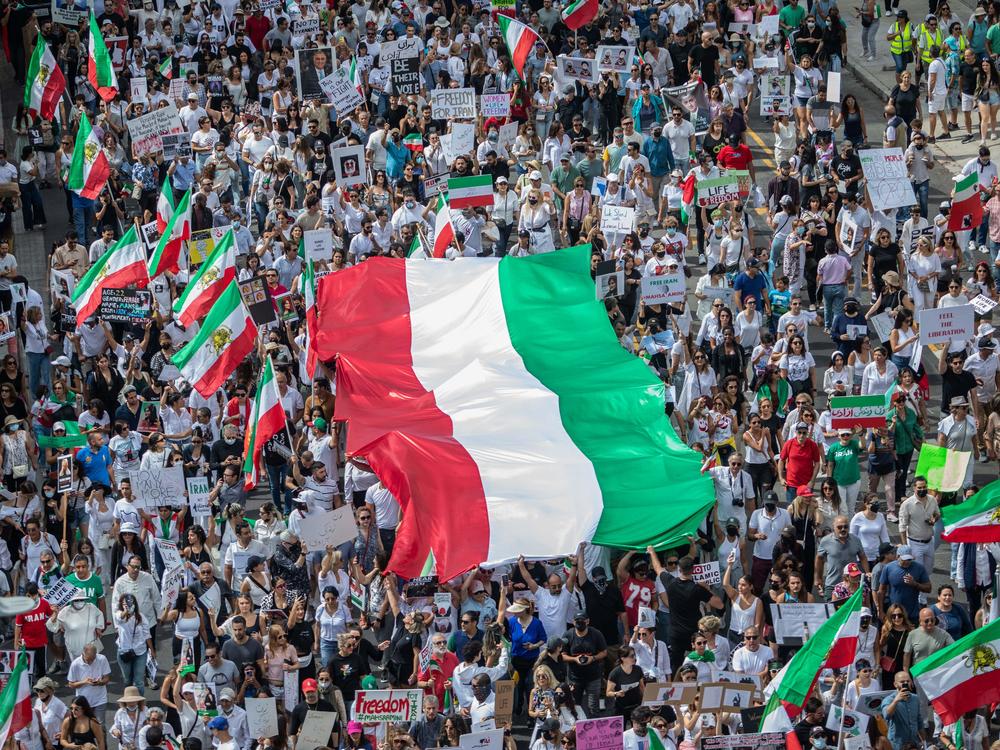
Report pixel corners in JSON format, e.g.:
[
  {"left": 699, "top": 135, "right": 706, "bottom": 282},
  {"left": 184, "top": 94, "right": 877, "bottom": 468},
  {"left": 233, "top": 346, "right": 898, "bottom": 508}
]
[
  {"left": 319, "top": 638, "right": 338, "bottom": 667},
  {"left": 26, "top": 352, "right": 50, "bottom": 400},
  {"left": 118, "top": 652, "right": 145, "bottom": 694},
  {"left": 823, "top": 283, "right": 847, "bottom": 324},
  {"left": 912, "top": 179, "right": 929, "bottom": 219},
  {"left": 73, "top": 203, "right": 94, "bottom": 241},
  {"left": 266, "top": 463, "right": 292, "bottom": 513},
  {"left": 892, "top": 52, "right": 907, "bottom": 74}
]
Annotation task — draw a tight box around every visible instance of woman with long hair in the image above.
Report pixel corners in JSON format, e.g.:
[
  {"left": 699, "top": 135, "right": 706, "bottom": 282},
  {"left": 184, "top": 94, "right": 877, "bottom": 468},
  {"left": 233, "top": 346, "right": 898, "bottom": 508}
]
[
  {"left": 114, "top": 592, "right": 152, "bottom": 694},
  {"left": 888, "top": 310, "right": 918, "bottom": 370},
  {"left": 161, "top": 589, "right": 207, "bottom": 668},
  {"left": 722, "top": 559, "right": 765, "bottom": 639},
  {"left": 528, "top": 665, "right": 558, "bottom": 741},
  {"left": 907, "top": 236, "right": 941, "bottom": 311},
  {"left": 263, "top": 623, "right": 300, "bottom": 701},
  {"left": 60, "top": 697, "right": 105, "bottom": 750},
  {"left": 975, "top": 57, "right": 1000, "bottom": 143},
  {"left": 875, "top": 605, "right": 913, "bottom": 689}
]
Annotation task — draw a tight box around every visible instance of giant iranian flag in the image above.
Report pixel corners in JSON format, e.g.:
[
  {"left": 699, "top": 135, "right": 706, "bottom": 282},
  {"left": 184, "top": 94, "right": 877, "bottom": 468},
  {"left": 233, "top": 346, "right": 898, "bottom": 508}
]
[
  {"left": 24, "top": 34, "right": 66, "bottom": 120},
  {"left": 87, "top": 13, "right": 118, "bottom": 102},
  {"left": 71, "top": 225, "right": 149, "bottom": 326},
  {"left": 942, "top": 479, "right": 1000, "bottom": 542},
  {"left": 949, "top": 171, "right": 983, "bottom": 232},
  {"left": 911, "top": 614, "right": 1000, "bottom": 724},
  {"left": 0, "top": 651, "right": 33, "bottom": 748},
  {"left": 761, "top": 587, "right": 864, "bottom": 733},
  {"left": 171, "top": 281, "right": 257, "bottom": 397},
  {"left": 67, "top": 112, "right": 110, "bottom": 199},
  {"left": 310, "top": 244, "right": 714, "bottom": 579},
  {"left": 243, "top": 356, "right": 287, "bottom": 489},
  {"left": 149, "top": 188, "right": 191, "bottom": 278},
  {"left": 173, "top": 228, "right": 236, "bottom": 326},
  {"left": 497, "top": 15, "right": 543, "bottom": 80}
]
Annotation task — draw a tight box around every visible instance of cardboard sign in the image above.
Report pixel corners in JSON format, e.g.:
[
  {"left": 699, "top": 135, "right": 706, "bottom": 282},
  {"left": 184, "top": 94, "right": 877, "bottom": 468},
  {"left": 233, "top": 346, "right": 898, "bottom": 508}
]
[
  {"left": 156, "top": 539, "right": 183, "bottom": 570},
  {"left": 126, "top": 103, "right": 184, "bottom": 157},
  {"left": 702, "top": 733, "right": 786, "bottom": 750},
  {"left": 557, "top": 56, "right": 600, "bottom": 85},
  {"left": 869, "top": 311, "right": 894, "bottom": 342},
  {"left": 43, "top": 577, "right": 78, "bottom": 607},
  {"left": 575, "top": 717, "right": 624, "bottom": 750},
  {"left": 51, "top": 0, "right": 86, "bottom": 25},
  {"left": 493, "top": 680, "right": 514, "bottom": 725},
  {"left": 769, "top": 603, "right": 836, "bottom": 645},
  {"left": 859, "top": 148, "right": 917, "bottom": 211},
  {"left": 640, "top": 273, "right": 685, "bottom": 304},
  {"left": 131, "top": 76, "right": 148, "bottom": 101},
  {"left": 99, "top": 288, "right": 152, "bottom": 323},
  {"left": 350, "top": 690, "right": 422, "bottom": 722},
  {"left": 854, "top": 690, "right": 894, "bottom": 718},
  {"left": 129, "top": 466, "right": 186, "bottom": 510},
  {"left": 293, "top": 17, "right": 320, "bottom": 35},
  {"left": 297, "top": 710, "right": 336, "bottom": 750},
  {"left": 237, "top": 276, "right": 277, "bottom": 327},
  {"left": 423, "top": 173, "right": 449, "bottom": 199},
  {"left": 161, "top": 132, "right": 192, "bottom": 161},
  {"left": 299, "top": 506, "right": 359, "bottom": 551},
  {"left": 381, "top": 38, "right": 422, "bottom": 96},
  {"left": 759, "top": 74, "right": 792, "bottom": 116},
  {"left": 481, "top": 93, "right": 511, "bottom": 118},
  {"left": 431, "top": 87, "right": 477, "bottom": 120},
  {"left": 319, "top": 68, "right": 365, "bottom": 117},
  {"left": 692, "top": 560, "right": 721, "bottom": 585},
  {"left": 600, "top": 204, "right": 635, "bottom": 235},
  {"left": 596, "top": 45, "right": 634, "bottom": 73},
  {"left": 186, "top": 476, "right": 211, "bottom": 516},
  {"left": 245, "top": 697, "right": 279, "bottom": 738},
  {"left": 918, "top": 304, "right": 976, "bottom": 345},
  {"left": 641, "top": 682, "right": 698, "bottom": 707},
  {"left": 830, "top": 395, "right": 887, "bottom": 429},
  {"left": 0, "top": 651, "right": 34, "bottom": 675},
  {"left": 303, "top": 229, "right": 334, "bottom": 262}
]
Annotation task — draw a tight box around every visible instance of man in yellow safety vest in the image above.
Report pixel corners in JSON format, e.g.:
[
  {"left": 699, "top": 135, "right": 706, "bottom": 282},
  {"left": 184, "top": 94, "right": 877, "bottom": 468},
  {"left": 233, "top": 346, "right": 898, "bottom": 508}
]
[
  {"left": 886, "top": 9, "right": 913, "bottom": 78},
  {"left": 915, "top": 14, "right": 943, "bottom": 84}
]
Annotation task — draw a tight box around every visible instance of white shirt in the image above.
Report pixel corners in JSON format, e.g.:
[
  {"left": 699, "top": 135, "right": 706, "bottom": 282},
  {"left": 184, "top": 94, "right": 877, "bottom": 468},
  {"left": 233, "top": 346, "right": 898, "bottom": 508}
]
[
  {"left": 365, "top": 482, "right": 401, "bottom": 529},
  {"left": 224, "top": 539, "right": 268, "bottom": 582},
  {"left": 664, "top": 119, "right": 695, "bottom": 164},
  {"left": 533, "top": 587, "right": 574, "bottom": 640},
  {"left": 731, "top": 643, "right": 774, "bottom": 675},
  {"left": 66, "top": 653, "right": 111, "bottom": 706}
]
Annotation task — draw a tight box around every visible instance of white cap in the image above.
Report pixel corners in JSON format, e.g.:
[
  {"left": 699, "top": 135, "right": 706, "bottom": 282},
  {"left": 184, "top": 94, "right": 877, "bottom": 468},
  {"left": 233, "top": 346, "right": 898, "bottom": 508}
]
[{"left": 529, "top": 170, "right": 542, "bottom": 180}]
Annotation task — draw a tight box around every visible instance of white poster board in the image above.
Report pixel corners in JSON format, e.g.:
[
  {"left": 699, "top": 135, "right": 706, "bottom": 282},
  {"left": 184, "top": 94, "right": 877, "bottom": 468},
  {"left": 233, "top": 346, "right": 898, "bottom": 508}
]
[
  {"left": 156, "top": 539, "right": 183, "bottom": 570},
  {"left": 298, "top": 506, "right": 360, "bottom": 551},
  {"left": 640, "top": 273, "right": 686, "bottom": 304},
  {"left": 430, "top": 87, "right": 477, "bottom": 119},
  {"left": 129, "top": 466, "right": 187, "bottom": 510},
  {"left": 186, "top": 476, "right": 211, "bottom": 516},
  {"left": 297, "top": 710, "right": 336, "bottom": 750},
  {"left": 481, "top": 94, "right": 511, "bottom": 118},
  {"left": 303, "top": 229, "right": 334, "bottom": 262},
  {"left": 319, "top": 68, "right": 365, "bottom": 117},
  {"left": 126, "top": 104, "right": 184, "bottom": 158},
  {"left": 601, "top": 205, "right": 635, "bottom": 235},
  {"left": 161, "top": 565, "right": 185, "bottom": 612},
  {"left": 332, "top": 144, "right": 366, "bottom": 188},
  {"left": 245, "top": 698, "right": 279, "bottom": 738},
  {"left": 858, "top": 148, "right": 917, "bottom": 211},
  {"left": 769, "top": 602, "right": 836, "bottom": 644},
  {"left": 917, "top": 304, "right": 976, "bottom": 345}
]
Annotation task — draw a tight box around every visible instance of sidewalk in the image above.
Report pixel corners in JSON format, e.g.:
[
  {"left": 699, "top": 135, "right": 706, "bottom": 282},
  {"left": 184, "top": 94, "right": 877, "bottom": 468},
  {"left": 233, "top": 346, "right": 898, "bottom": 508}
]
[{"left": 847, "top": 0, "right": 982, "bottom": 181}]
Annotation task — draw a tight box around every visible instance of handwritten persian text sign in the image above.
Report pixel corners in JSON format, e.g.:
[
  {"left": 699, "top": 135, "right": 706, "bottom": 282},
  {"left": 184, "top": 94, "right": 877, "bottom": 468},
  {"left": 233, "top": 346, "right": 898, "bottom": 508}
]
[
  {"left": 830, "top": 395, "right": 886, "bottom": 429},
  {"left": 917, "top": 304, "right": 975, "bottom": 345}
]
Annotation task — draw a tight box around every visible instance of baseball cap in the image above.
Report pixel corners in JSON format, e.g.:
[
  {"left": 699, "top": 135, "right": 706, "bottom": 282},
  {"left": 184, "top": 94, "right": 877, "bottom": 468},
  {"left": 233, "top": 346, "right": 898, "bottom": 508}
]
[
  {"left": 207, "top": 717, "right": 229, "bottom": 731},
  {"left": 897, "top": 545, "right": 914, "bottom": 561},
  {"left": 843, "top": 562, "right": 862, "bottom": 577},
  {"left": 797, "top": 485, "right": 814, "bottom": 497},
  {"left": 529, "top": 170, "right": 542, "bottom": 180},
  {"left": 302, "top": 678, "right": 318, "bottom": 692}
]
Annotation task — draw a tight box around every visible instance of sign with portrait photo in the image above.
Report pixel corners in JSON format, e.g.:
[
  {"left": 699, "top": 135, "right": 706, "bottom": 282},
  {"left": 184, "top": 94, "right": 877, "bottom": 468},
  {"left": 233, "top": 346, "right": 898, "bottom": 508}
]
[
  {"left": 596, "top": 45, "right": 634, "bottom": 73},
  {"left": 295, "top": 46, "right": 335, "bottom": 101},
  {"left": 332, "top": 144, "right": 366, "bottom": 188}
]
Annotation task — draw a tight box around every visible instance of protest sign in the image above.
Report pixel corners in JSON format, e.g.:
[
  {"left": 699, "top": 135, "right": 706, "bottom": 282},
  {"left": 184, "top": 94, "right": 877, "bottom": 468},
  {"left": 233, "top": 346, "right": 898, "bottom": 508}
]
[
  {"left": 43, "top": 577, "right": 78, "bottom": 607},
  {"left": 662, "top": 80, "right": 711, "bottom": 134},
  {"left": 854, "top": 690, "right": 894, "bottom": 717},
  {"left": 107, "top": 37, "right": 128, "bottom": 71},
  {"left": 319, "top": 68, "right": 365, "bottom": 117},
  {"left": 498, "top": 121, "right": 518, "bottom": 148},
  {"left": 381, "top": 38, "right": 422, "bottom": 95},
  {"left": 637, "top": 606, "right": 656, "bottom": 628},
  {"left": 52, "top": 0, "right": 86, "bottom": 25},
  {"left": 129, "top": 466, "right": 187, "bottom": 510},
  {"left": 557, "top": 56, "right": 599, "bottom": 85},
  {"left": 741, "top": 706, "right": 765, "bottom": 732},
  {"left": 769, "top": 602, "right": 836, "bottom": 644},
  {"left": 126, "top": 104, "right": 184, "bottom": 157},
  {"left": 481, "top": 93, "right": 511, "bottom": 118},
  {"left": 161, "top": 565, "right": 184, "bottom": 611},
  {"left": 57, "top": 454, "right": 73, "bottom": 493},
  {"left": 451, "top": 123, "right": 475, "bottom": 157},
  {"left": 830, "top": 395, "right": 887, "bottom": 429},
  {"left": 759, "top": 74, "right": 791, "bottom": 116},
  {"left": 350, "top": 579, "right": 367, "bottom": 610},
  {"left": 640, "top": 273, "right": 685, "bottom": 305},
  {"left": 160, "top": 133, "right": 192, "bottom": 161},
  {"left": 297, "top": 710, "right": 336, "bottom": 749},
  {"left": 641, "top": 683, "right": 698, "bottom": 707},
  {"left": 50, "top": 268, "right": 75, "bottom": 302},
  {"left": 859, "top": 148, "right": 917, "bottom": 211},
  {"left": 827, "top": 705, "right": 869, "bottom": 737},
  {"left": 491, "top": 0, "right": 515, "bottom": 13},
  {"left": 186, "top": 476, "right": 211, "bottom": 515},
  {"left": 847, "top": 324, "right": 868, "bottom": 339},
  {"left": 130, "top": 77, "right": 148, "bottom": 101},
  {"left": 601, "top": 205, "right": 635, "bottom": 235},
  {"left": 756, "top": 15, "right": 779, "bottom": 38},
  {"left": 702, "top": 733, "right": 786, "bottom": 750},
  {"left": 237, "top": 276, "right": 277, "bottom": 327},
  {"left": 140, "top": 221, "right": 161, "bottom": 251},
  {"left": 351, "top": 690, "right": 422, "bottom": 722},
  {"left": 296, "top": 47, "right": 334, "bottom": 101},
  {"left": 293, "top": 17, "right": 320, "bottom": 35},
  {"left": 595, "top": 261, "right": 624, "bottom": 301},
  {"left": 0, "top": 651, "right": 33, "bottom": 675},
  {"left": 431, "top": 87, "right": 477, "bottom": 119},
  {"left": 245, "top": 698, "right": 279, "bottom": 738},
  {"left": 575, "top": 717, "right": 624, "bottom": 750},
  {"left": 303, "top": 229, "right": 334, "bottom": 262},
  {"left": 596, "top": 46, "right": 634, "bottom": 73},
  {"left": 459, "top": 730, "right": 505, "bottom": 750},
  {"left": 0, "top": 313, "right": 14, "bottom": 344},
  {"left": 915, "top": 444, "right": 971, "bottom": 492},
  {"left": 697, "top": 175, "right": 741, "bottom": 206},
  {"left": 692, "top": 560, "right": 721, "bottom": 585},
  {"left": 333, "top": 144, "right": 366, "bottom": 188},
  {"left": 970, "top": 294, "right": 999, "bottom": 316},
  {"left": 99, "top": 289, "right": 152, "bottom": 323},
  {"left": 156, "top": 539, "right": 183, "bottom": 570},
  {"left": 423, "top": 173, "right": 449, "bottom": 199},
  {"left": 299, "top": 506, "right": 359, "bottom": 551},
  {"left": 191, "top": 683, "right": 218, "bottom": 716},
  {"left": 494, "top": 680, "right": 515, "bottom": 725},
  {"left": 869, "top": 311, "right": 894, "bottom": 342},
  {"left": 917, "top": 304, "right": 975, "bottom": 345},
  {"left": 715, "top": 671, "right": 761, "bottom": 688}
]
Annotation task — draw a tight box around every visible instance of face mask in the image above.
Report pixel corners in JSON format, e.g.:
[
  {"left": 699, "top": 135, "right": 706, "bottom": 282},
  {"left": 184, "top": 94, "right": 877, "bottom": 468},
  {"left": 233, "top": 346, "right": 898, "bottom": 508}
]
[
  {"left": 916, "top": 488, "right": 928, "bottom": 497},
  {"left": 224, "top": 437, "right": 236, "bottom": 445},
  {"left": 488, "top": 133, "right": 498, "bottom": 142},
  {"left": 812, "top": 740, "right": 827, "bottom": 750},
  {"left": 845, "top": 304, "right": 858, "bottom": 314},
  {"left": 796, "top": 227, "right": 806, "bottom": 236},
  {"left": 529, "top": 197, "right": 538, "bottom": 204},
  {"left": 44, "top": 489, "right": 55, "bottom": 499},
  {"left": 318, "top": 680, "right": 332, "bottom": 690},
  {"left": 233, "top": 220, "right": 241, "bottom": 229},
  {"left": 726, "top": 525, "right": 739, "bottom": 536},
  {"left": 666, "top": 228, "right": 675, "bottom": 236},
  {"left": 714, "top": 220, "right": 724, "bottom": 229},
  {"left": 655, "top": 249, "right": 665, "bottom": 257},
  {"left": 764, "top": 502, "right": 777, "bottom": 512},
  {"left": 806, "top": 21, "right": 815, "bottom": 27}
]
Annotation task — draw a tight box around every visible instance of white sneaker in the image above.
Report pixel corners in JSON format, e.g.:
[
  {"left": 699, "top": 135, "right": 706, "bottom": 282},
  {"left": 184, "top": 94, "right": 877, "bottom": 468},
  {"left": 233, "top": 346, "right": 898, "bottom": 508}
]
[
  {"left": 968, "top": 240, "right": 977, "bottom": 253},
  {"left": 868, "top": 55, "right": 877, "bottom": 61},
  {"left": 979, "top": 245, "right": 989, "bottom": 255},
  {"left": 885, "top": 8, "right": 895, "bottom": 14},
  {"left": 698, "top": 253, "right": 706, "bottom": 264}
]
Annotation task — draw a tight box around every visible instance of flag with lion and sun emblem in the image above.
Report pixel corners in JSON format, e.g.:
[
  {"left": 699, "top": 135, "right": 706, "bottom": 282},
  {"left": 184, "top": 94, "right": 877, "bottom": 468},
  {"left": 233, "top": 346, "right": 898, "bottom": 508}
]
[
  {"left": 68, "top": 113, "right": 110, "bottom": 199},
  {"left": 24, "top": 34, "right": 65, "bottom": 120},
  {"left": 912, "top": 615, "right": 1000, "bottom": 724},
  {"left": 171, "top": 281, "right": 258, "bottom": 397},
  {"left": 173, "top": 228, "right": 237, "bottom": 327},
  {"left": 71, "top": 225, "right": 149, "bottom": 327}
]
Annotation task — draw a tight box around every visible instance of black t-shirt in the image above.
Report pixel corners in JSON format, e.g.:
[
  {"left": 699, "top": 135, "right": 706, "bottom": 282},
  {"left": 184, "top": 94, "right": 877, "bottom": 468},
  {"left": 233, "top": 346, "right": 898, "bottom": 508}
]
[
  {"left": 941, "top": 368, "right": 977, "bottom": 413},
  {"left": 328, "top": 651, "right": 367, "bottom": 701},
  {"left": 581, "top": 579, "right": 626, "bottom": 646},
  {"left": 960, "top": 62, "right": 979, "bottom": 94},
  {"left": 688, "top": 44, "right": 720, "bottom": 88},
  {"left": 564, "top": 626, "right": 607, "bottom": 683},
  {"left": 831, "top": 154, "right": 861, "bottom": 182},
  {"left": 608, "top": 664, "right": 644, "bottom": 710},
  {"left": 288, "top": 698, "right": 337, "bottom": 737},
  {"left": 669, "top": 41, "right": 693, "bottom": 84},
  {"left": 663, "top": 574, "right": 712, "bottom": 636}
]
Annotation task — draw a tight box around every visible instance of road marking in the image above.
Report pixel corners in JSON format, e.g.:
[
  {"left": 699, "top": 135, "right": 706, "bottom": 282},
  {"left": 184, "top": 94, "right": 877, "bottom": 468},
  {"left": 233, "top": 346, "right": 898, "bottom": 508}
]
[{"left": 746, "top": 125, "right": 775, "bottom": 169}]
